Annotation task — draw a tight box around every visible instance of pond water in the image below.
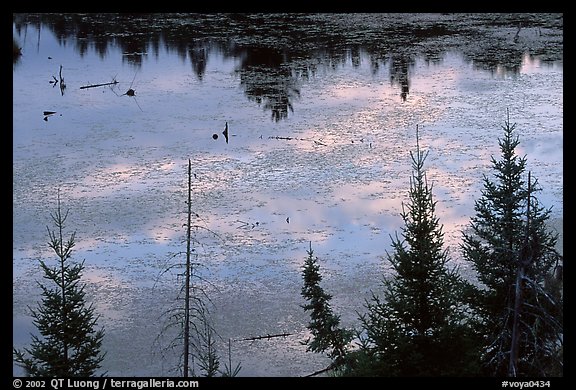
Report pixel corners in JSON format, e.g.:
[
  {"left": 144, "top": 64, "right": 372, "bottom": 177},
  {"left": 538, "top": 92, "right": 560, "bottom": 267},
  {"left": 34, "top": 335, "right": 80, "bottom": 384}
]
[{"left": 13, "top": 13, "right": 563, "bottom": 377}]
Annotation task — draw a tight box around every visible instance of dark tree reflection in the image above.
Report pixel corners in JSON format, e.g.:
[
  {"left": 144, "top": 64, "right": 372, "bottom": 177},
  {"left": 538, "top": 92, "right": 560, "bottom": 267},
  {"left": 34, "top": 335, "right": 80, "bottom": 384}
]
[
  {"left": 189, "top": 45, "right": 207, "bottom": 80},
  {"left": 13, "top": 13, "right": 563, "bottom": 121},
  {"left": 13, "top": 38, "right": 22, "bottom": 65},
  {"left": 390, "top": 54, "right": 414, "bottom": 102},
  {"left": 235, "top": 46, "right": 300, "bottom": 121},
  {"left": 120, "top": 36, "right": 148, "bottom": 67}
]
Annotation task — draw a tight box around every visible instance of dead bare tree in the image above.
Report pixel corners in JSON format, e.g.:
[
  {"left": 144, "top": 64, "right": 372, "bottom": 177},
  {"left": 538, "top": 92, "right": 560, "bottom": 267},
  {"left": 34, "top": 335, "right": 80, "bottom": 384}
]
[{"left": 153, "top": 159, "right": 240, "bottom": 377}]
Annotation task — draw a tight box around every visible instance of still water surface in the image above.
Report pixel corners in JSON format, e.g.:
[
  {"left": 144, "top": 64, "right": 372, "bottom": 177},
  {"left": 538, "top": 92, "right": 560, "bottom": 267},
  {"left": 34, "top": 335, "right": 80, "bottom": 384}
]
[{"left": 13, "top": 14, "right": 562, "bottom": 376}]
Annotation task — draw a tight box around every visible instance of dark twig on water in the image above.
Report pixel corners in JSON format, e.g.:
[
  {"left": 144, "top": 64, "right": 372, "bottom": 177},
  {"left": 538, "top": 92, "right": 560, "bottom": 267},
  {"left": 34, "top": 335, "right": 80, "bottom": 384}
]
[
  {"left": 235, "top": 220, "right": 259, "bottom": 229},
  {"left": 80, "top": 80, "right": 119, "bottom": 89},
  {"left": 269, "top": 136, "right": 299, "bottom": 141},
  {"left": 236, "top": 333, "right": 293, "bottom": 342},
  {"left": 122, "top": 72, "right": 138, "bottom": 97},
  {"left": 305, "top": 362, "right": 338, "bottom": 377},
  {"left": 43, "top": 111, "right": 57, "bottom": 121},
  {"left": 223, "top": 122, "right": 229, "bottom": 143},
  {"left": 269, "top": 136, "right": 326, "bottom": 146},
  {"left": 59, "top": 65, "right": 66, "bottom": 96},
  {"left": 48, "top": 66, "right": 66, "bottom": 95},
  {"left": 120, "top": 72, "right": 143, "bottom": 111}
]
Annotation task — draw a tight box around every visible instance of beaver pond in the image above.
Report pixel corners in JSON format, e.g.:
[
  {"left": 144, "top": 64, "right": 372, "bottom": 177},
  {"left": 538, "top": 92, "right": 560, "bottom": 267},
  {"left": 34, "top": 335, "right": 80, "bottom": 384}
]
[{"left": 13, "top": 13, "right": 563, "bottom": 376}]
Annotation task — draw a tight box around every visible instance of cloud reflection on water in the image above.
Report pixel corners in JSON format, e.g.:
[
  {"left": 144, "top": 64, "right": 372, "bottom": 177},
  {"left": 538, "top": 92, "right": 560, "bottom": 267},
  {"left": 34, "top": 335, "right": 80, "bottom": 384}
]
[{"left": 13, "top": 15, "right": 562, "bottom": 376}]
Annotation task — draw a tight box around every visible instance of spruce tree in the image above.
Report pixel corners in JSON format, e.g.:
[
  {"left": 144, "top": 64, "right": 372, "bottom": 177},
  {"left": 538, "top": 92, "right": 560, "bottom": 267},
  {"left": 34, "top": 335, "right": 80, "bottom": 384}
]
[
  {"left": 461, "top": 114, "right": 563, "bottom": 376},
  {"left": 357, "top": 127, "right": 480, "bottom": 376},
  {"left": 13, "top": 191, "right": 105, "bottom": 377},
  {"left": 301, "top": 242, "right": 352, "bottom": 372}
]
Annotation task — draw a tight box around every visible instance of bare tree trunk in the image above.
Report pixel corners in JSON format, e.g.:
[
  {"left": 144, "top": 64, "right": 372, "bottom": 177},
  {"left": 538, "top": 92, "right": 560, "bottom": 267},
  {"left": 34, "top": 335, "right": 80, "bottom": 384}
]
[
  {"left": 56, "top": 190, "right": 69, "bottom": 369},
  {"left": 509, "top": 265, "right": 524, "bottom": 376},
  {"left": 509, "top": 171, "right": 531, "bottom": 377},
  {"left": 183, "top": 159, "right": 192, "bottom": 377}
]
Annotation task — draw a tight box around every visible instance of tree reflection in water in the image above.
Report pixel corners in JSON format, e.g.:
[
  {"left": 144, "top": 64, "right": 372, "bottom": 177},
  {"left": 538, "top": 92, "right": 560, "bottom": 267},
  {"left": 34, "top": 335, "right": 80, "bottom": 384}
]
[
  {"left": 13, "top": 13, "right": 563, "bottom": 121},
  {"left": 236, "top": 46, "right": 301, "bottom": 122}
]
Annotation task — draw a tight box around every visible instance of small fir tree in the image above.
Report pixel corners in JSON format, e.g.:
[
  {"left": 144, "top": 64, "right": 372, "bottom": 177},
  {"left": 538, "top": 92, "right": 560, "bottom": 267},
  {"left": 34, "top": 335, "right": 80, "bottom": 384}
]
[
  {"left": 357, "top": 127, "right": 481, "bottom": 376},
  {"left": 13, "top": 190, "right": 105, "bottom": 376},
  {"left": 461, "top": 114, "right": 563, "bottom": 376},
  {"left": 301, "top": 242, "right": 352, "bottom": 372}
]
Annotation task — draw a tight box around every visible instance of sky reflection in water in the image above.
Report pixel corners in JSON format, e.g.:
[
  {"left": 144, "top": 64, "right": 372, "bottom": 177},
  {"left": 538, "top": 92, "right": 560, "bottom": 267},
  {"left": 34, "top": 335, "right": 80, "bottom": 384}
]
[{"left": 13, "top": 19, "right": 562, "bottom": 376}]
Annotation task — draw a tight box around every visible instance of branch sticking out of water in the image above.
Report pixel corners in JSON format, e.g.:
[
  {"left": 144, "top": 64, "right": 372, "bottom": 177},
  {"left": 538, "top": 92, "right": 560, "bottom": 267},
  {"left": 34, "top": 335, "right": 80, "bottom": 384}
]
[{"left": 59, "top": 65, "right": 66, "bottom": 96}]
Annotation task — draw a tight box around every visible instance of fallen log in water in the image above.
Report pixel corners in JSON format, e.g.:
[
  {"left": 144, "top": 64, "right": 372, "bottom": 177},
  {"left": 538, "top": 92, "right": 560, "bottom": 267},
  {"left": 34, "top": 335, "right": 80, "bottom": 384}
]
[
  {"left": 237, "top": 332, "right": 293, "bottom": 341},
  {"left": 80, "top": 80, "right": 119, "bottom": 89}
]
